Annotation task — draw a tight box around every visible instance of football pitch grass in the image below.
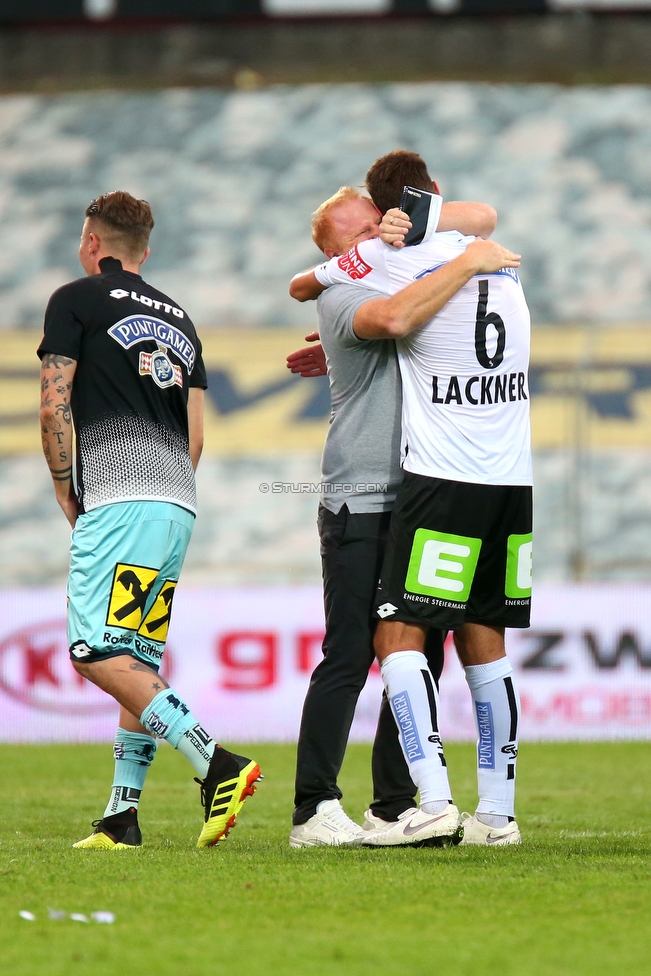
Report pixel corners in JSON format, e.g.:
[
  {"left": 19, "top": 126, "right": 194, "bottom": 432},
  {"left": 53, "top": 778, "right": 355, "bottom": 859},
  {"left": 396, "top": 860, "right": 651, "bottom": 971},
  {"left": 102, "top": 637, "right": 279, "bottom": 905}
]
[{"left": 1, "top": 742, "right": 650, "bottom": 976}]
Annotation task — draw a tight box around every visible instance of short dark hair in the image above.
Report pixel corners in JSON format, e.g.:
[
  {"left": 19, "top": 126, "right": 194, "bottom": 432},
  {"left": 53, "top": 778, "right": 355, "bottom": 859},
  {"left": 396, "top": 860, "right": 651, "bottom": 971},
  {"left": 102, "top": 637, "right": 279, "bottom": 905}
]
[
  {"left": 365, "top": 150, "right": 434, "bottom": 214},
  {"left": 85, "top": 191, "right": 154, "bottom": 258}
]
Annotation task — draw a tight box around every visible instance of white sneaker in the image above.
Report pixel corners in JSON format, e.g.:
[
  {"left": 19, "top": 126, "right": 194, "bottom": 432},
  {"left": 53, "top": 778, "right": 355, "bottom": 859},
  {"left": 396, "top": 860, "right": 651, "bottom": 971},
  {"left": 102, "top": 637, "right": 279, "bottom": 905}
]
[
  {"left": 289, "top": 799, "right": 365, "bottom": 848},
  {"left": 459, "top": 814, "right": 522, "bottom": 846},
  {"left": 361, "top": 804, "right": 463, "bottom": 847}
]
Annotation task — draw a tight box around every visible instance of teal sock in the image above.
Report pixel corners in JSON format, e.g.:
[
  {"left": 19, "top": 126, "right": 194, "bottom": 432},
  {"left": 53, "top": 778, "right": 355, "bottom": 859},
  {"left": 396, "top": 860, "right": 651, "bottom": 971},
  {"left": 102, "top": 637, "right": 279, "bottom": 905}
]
[
  {"left": 103, "top": 729, "right": 157, "bottom": 818},
  {"left": 140, "top": 689, "right": 216, "bottom": 779}
]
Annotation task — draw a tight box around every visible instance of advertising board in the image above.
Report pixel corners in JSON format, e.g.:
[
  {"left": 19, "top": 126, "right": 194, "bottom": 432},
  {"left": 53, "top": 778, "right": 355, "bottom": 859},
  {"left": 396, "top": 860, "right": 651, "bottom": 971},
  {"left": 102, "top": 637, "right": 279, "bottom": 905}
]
[{"left": 0, "top": 584, "right": 649, "bottom": 742}]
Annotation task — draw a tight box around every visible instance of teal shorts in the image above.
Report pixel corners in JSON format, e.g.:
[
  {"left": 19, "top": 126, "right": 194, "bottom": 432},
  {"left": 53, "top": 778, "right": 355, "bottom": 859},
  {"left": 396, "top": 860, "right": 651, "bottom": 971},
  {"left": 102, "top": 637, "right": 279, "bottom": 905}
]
[{"left": 68, "top": 501, "right": 194, "bottom": 670}]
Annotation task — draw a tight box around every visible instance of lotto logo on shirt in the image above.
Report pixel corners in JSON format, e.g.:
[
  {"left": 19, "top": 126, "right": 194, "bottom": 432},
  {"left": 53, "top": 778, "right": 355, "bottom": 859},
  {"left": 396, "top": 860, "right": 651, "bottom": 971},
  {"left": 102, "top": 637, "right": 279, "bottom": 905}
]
[{"left": 337, "top": 246, "right": 372, "bottom": 280}]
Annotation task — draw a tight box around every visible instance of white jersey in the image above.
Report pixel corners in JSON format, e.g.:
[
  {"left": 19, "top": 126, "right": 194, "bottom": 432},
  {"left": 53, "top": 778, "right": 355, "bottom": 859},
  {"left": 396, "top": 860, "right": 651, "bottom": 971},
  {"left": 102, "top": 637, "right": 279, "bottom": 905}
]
[{"left": 314, "top": 233, "right": 532, "bottom": 487}]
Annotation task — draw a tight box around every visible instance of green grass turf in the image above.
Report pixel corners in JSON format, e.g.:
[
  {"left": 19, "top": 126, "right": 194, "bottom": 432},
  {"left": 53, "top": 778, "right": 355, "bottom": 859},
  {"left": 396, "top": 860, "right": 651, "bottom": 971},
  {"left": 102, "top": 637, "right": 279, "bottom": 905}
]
[{"left": 0, "top": 742, "right": 650, "bottom": 976}]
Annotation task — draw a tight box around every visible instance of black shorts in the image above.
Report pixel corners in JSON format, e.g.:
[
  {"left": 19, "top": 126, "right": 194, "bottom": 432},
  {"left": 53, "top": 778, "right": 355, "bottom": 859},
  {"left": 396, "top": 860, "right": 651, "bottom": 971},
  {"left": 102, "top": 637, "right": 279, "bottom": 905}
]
[{"left": 374, "top": 471, "right": 532, "bottom": 630}]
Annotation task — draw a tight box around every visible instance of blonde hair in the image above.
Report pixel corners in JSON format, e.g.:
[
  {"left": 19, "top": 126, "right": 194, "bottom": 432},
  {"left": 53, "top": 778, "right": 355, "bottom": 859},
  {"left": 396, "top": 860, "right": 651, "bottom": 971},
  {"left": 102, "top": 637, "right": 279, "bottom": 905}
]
[{"left": 311, "top": 186, "right": 370, "bottom": 253}]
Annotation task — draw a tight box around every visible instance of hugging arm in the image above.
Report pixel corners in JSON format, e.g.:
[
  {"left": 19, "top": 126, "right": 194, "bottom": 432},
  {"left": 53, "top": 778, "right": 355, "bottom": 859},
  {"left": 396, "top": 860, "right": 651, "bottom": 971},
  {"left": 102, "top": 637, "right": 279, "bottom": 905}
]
[
  {"left": 380, "top": 202, "right": 498, "bottom": 249},
  {"left": 438, "top": 202, "right": 497, "bottom": 239},
  {"left": 289, "top": 270, "right": 326, "bottom": 302},
  {"left": 353, "top": 238, "right": 520, "bottom": 340}
]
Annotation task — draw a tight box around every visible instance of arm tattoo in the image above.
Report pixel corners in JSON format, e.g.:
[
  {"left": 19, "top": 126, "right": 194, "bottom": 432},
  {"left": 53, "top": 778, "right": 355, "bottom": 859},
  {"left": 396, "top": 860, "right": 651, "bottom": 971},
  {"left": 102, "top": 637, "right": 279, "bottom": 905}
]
[
  {"left": 41, "top": 432, "right": 52, "bottom": 465},
  {"left": 41, "top": 353, "right": 76, "bottom": 369},
  {"left": 40, "top": 356, "right": 76, "bottom": 477},
  {"left": 55, "top": 401, "right": 72, "bottom": 426}
]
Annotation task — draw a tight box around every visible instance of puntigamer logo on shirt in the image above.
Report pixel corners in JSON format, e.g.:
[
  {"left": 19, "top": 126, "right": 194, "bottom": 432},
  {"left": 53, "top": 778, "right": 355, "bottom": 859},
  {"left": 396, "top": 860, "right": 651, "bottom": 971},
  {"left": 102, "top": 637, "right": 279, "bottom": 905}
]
[{"left": 108, "top": 316, "right": 196, "bottom": 372}]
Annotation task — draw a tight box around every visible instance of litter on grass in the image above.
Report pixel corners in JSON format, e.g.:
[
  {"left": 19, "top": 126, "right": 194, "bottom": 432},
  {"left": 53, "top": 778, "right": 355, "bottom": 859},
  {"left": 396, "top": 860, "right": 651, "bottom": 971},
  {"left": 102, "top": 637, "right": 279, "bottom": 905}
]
[
  {"left": 20, "top": 910, "right": 116, "bottom": 924},
  {"left": 92, "top": 912, "right": 115, "bottom": 924}
]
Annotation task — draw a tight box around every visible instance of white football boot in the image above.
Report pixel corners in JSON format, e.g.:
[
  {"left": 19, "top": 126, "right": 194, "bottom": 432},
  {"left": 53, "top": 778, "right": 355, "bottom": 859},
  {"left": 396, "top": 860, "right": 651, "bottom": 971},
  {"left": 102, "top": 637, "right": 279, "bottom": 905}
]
[
  {"left": 459, "top": 813, "right": 522, "bottom": 846},
  {"left": 289, "top": 798, "right": 365, "bottom": 848},
  {"left": 361, "top": 804, "right": 463, "bottom": 847}
]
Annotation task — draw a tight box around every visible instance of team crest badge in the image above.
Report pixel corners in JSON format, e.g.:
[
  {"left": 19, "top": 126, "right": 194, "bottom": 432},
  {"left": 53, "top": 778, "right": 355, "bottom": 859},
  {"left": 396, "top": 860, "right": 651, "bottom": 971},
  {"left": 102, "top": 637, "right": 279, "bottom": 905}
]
[{"left": 139, "top": 343, "right": 183, "bottom": 389}]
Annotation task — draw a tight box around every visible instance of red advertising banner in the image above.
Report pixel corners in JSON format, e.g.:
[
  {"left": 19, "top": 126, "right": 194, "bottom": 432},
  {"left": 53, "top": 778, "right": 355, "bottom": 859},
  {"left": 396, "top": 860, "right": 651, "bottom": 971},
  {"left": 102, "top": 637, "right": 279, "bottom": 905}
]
[{"left": 0, "top": 585, "right": 649, "bottom": 742}]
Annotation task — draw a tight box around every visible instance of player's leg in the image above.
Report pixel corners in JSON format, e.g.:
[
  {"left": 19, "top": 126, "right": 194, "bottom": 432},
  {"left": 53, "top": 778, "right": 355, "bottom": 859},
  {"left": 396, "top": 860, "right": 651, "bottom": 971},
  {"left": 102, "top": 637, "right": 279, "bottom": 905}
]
[
  {"left": 457, "top": 484, "right": 532, "bottom": 846},
  {"left": 374, "top": 620, "right": 457, "bottom": 810},
  {"left": 364, "top": 628, "right": 445, "bottom": 843},
  {"left": 74, "top": 707, "right": 156, "bottom": 850},
  {"left": 455, "top": 623, "right": 521, "bottom": 845},
  {"left": 76, "top": 654, "right": 220, "bottom": 776},
  {"left": 74, "top": 654, "right": 261, "bottom": 848},
  {"left": 364, "top": 620, "right": 460, "bottom": 845},
  {"left": 69, "top": 500, "right": 260, "bottom": 849},
  {"left": 365, "top": 472, "right": 490, "bottom": 846},
  {"left": 372, "top": 478, "right": 453, "bottom": 819},
  {"left": 130, "top": 501, "right": 263, "bottom": 849},
  {"left": 291, "top": 506, "right": 386, "bottom": 847},
  {"left": 69, "top": 501, "right": 165, "bottom": 849}
]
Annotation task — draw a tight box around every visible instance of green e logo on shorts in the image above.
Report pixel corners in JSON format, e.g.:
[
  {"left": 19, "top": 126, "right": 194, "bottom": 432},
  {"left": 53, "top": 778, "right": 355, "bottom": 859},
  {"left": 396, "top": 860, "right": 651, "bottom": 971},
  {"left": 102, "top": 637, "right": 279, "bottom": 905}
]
[
  {"left": 405, "top": 529, "right": 482, "bottom": 603},
  {"left": 505, "top": 533, "right": 533, "bottom": 598}
]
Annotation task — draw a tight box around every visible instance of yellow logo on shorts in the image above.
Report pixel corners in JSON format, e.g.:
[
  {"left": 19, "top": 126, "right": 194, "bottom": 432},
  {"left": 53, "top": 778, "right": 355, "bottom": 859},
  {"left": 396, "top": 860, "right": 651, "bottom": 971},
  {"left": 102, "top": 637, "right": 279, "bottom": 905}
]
[
  {"left": 138, "top": 580, "right": 177, "bottom": 643},
  {"left": 106, "top": 563, "right": 160, "bottom": 632}
]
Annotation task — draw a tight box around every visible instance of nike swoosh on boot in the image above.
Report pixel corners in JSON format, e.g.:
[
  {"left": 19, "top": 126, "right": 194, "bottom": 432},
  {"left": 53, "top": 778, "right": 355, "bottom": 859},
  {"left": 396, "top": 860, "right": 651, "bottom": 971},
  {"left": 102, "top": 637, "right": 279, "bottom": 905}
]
[{"left": 403, "top": 816, "right": 444, "bottom": 836}]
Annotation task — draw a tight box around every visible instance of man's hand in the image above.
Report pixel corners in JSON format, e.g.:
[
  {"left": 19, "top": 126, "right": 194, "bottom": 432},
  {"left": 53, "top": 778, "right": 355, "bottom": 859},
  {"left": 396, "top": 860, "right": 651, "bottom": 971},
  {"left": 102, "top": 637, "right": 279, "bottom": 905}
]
[
  {"left": 353, "top": 236, "right": 521, "bottom": 340},
  {"left": 286, "top": 332, "right": 327, "bottom": 377},
  {"left": 381, "top": 202, "right": 499, "bottom": 248},
  {"left": 464, "top": 238, "right": 520, "bottom": 273},
  {"left": 56, "top": 486, "right": 79, "bottom": 529},
  {"left": 380, "top": 208, "right": 411, "bottom": 249}
]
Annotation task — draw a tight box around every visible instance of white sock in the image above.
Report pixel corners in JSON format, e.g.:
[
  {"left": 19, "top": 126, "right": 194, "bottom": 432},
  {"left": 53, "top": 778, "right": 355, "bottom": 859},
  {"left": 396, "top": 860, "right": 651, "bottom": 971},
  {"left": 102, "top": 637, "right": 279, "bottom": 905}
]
[
  {"left": 464, "top": 657, "right": 520, "bottom": 819},
  {"left": 381, "top": 651, "right": 452, "bottom": 806},
  {"left": 476, "top": 813, "right": 510, "bottom": 828},
  {"left": 421, "top": 799, "right": 451, "bottom": 816}
]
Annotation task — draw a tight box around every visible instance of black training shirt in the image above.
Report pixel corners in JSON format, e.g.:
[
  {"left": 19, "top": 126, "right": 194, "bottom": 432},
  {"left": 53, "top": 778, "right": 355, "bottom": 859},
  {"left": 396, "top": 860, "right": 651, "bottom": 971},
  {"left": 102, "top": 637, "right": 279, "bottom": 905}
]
[{"left": 38, "top": 257, "right": 207, "bottom": 515}]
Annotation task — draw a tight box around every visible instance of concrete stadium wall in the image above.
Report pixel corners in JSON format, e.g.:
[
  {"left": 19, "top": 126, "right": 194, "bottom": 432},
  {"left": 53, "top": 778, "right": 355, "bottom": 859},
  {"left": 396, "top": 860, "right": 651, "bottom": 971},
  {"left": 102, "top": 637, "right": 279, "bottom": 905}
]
[{"left": 3, "top": 16, "right": 651, "bottom": 90}]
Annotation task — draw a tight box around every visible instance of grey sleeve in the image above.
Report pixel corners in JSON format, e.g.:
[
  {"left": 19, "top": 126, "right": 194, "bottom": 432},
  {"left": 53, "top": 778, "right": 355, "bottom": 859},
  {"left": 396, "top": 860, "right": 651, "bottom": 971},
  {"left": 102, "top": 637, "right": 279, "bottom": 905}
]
[{"left": 316, "top": 284, "right": 386, "bottom": 348}]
